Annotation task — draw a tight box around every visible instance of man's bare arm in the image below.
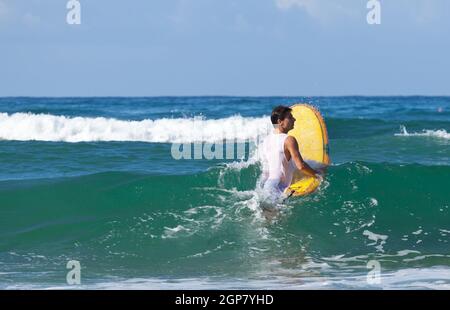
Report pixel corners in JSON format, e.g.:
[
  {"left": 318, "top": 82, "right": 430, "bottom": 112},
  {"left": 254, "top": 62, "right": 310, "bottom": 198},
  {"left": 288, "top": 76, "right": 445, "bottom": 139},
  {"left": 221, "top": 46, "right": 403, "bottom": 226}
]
[{"left": 285, "top": 136, "right": 318, "bottom": 177}]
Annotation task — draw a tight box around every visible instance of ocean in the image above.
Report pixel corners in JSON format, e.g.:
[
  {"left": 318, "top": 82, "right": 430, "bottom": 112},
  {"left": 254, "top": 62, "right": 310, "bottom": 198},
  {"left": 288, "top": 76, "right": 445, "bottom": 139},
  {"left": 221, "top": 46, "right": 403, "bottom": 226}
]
[{"left": 0, "top": 96, "right": 449, "bottom": 289}]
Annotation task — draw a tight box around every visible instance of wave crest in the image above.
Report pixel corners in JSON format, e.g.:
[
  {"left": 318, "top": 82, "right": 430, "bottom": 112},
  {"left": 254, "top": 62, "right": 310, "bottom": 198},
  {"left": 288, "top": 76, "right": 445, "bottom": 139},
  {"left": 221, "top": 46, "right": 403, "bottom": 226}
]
[
  {"left": 0, "top": 112, "right": 272, "bottom": 143},
  {"left": 395, "top": 125, "right": 450, "bottom": 139}
]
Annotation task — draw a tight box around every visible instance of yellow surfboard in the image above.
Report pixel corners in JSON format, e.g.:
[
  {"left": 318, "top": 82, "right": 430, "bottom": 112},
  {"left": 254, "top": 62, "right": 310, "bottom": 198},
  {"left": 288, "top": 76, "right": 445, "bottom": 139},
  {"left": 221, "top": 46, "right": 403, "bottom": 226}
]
[{"left": 287, "top": 104, "right": 330, "bottom": 197}]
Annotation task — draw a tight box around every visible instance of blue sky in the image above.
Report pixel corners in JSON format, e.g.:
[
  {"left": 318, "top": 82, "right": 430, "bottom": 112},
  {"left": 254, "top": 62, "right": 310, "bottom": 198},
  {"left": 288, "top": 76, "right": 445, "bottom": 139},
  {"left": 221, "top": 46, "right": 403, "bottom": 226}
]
[{"left": 0, "top": 0, "right": 449, "bottom": 96}]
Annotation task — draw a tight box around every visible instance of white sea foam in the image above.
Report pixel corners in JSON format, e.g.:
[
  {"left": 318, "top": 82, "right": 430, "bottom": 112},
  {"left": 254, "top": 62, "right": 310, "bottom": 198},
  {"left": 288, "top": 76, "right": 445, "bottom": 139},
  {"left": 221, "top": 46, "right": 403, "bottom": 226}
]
[
  {"left": 363, "top": 230, "right": 388, "bottom": 253},
  {"left": 395, "top": 125, "right": 450, "bottom": 139},
  {"left": 5, "top": 267, "right": 450, "bottom": 289},
  {"left": 161, "top": 225, "right": 191, "bottom": 239},
  {"left": 0, "top": 112, "right": 272, "bottom": 143}
]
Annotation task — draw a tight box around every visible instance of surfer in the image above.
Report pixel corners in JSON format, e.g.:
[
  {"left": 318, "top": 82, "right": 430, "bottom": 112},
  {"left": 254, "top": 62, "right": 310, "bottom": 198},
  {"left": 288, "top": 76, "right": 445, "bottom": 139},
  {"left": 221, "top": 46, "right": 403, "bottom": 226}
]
[{"left": 261, "top": 106, "right": 320, "bottom": 199}]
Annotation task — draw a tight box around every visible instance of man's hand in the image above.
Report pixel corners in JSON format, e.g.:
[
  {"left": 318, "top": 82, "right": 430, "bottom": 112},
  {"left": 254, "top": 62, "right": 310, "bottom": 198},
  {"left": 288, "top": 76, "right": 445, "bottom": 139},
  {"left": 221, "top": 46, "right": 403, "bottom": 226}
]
[{"left": 315, "top": 166, "right": 327, "bottom": 176}]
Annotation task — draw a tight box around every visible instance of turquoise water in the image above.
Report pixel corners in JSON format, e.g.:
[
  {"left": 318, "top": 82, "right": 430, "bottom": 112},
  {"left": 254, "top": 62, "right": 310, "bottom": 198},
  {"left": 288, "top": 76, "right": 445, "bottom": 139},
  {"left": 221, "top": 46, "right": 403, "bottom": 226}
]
[{"left": 0, "top": 97, "right": 449, "bottom": 289}]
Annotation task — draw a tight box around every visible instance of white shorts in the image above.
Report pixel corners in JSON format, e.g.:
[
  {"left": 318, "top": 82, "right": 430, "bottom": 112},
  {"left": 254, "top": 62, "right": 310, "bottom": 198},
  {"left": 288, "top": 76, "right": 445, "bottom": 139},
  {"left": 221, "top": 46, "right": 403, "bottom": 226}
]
[{"left": 263, "top": 179, "right": 287, "bottom": 197}]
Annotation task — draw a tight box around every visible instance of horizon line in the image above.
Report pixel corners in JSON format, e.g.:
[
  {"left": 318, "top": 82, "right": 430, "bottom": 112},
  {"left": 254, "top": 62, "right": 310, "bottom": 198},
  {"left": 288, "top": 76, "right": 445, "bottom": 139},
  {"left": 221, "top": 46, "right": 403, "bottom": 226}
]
[{"left": 1, "top": 95, "right": 450, "bottom": 98}]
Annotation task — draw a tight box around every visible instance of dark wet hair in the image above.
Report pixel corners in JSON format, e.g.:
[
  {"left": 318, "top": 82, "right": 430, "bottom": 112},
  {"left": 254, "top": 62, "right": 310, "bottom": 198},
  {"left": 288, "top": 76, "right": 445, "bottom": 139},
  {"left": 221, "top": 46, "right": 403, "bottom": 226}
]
[{"left": 271, "top": 106, "right": 292, "bottom": 125}]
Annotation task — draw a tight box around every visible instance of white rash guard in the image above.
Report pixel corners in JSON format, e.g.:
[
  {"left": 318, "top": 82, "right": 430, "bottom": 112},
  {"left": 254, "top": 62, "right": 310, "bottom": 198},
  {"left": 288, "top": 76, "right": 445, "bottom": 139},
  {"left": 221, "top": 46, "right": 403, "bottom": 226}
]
[{"left": 261, "top": 133, "right": 296, "bottom": 195}]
